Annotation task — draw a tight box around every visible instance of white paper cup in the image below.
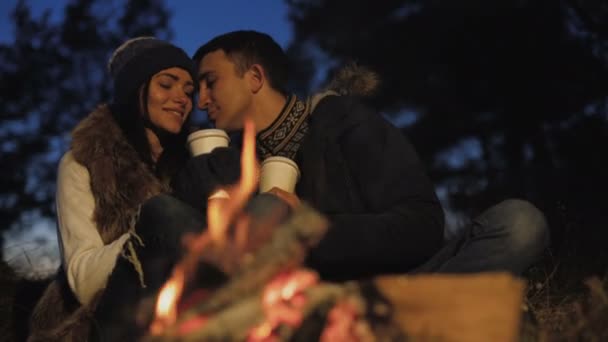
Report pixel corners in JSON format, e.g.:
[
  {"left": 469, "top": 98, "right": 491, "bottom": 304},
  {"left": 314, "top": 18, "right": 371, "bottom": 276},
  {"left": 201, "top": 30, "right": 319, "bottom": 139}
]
[
  {"left": 259, "top": 156, "right": 301, "bottom": 194},
  {"left": 187, "top": 129, "right": 230, "bottom": 156}
]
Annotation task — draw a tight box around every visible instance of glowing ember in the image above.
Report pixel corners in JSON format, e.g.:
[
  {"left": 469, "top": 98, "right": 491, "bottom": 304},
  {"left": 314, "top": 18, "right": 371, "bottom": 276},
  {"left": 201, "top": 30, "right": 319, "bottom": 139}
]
[
  {"left": 320, "top": 298, "right": 374, "bottom": 342},
  {"left": 177, "top": 315, "right": 210, "bottom": 336},
  {"left": 248, "top": 269, "right": 319, "bottom": 341}
]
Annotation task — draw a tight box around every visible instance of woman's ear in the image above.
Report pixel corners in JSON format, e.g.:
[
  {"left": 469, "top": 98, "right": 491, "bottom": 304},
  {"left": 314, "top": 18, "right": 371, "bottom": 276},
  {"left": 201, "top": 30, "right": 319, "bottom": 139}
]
[{"left": 247, "top": 64, "right": 265, "bottom": 93}]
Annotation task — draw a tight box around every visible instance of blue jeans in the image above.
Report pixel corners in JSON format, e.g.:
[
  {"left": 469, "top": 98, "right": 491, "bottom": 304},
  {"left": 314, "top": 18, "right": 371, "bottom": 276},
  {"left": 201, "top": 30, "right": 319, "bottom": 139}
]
[{"left": 413, "top": 199, "right": 550, "bottom": 275}]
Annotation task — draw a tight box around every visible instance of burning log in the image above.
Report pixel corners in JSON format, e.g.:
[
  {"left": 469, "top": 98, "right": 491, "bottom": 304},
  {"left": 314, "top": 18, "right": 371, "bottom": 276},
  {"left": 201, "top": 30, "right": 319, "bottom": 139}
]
[
  {"left": 182, "top": 200, "right": 328, "bottom": 319},
  {"left": 195, "top": 193, "right": 292, "bottom": 276},
  {"left": 143, "top": 259, "right": 524, "bottom": 341},
  {"left": 182, "top": 202, "right": 328, "bottom": 316},
  {"left": 142, "top": 202, "right": 328, "bottom": 340},
  {"left": 143, "top": 283, "right": 345, "bottom": 342}
]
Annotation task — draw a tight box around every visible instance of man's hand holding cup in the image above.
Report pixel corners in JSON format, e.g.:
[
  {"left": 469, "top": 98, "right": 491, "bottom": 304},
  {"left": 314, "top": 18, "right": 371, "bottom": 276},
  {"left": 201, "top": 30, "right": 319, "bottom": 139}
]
[{"left": 259, "top": 156, "right": 301, "bottom": 209}]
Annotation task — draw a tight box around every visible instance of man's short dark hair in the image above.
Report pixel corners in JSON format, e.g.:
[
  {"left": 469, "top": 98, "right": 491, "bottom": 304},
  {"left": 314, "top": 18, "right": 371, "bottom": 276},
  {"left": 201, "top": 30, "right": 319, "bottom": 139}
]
[{"left": 193, "top": 30, "right": 289, "bottom": 95}]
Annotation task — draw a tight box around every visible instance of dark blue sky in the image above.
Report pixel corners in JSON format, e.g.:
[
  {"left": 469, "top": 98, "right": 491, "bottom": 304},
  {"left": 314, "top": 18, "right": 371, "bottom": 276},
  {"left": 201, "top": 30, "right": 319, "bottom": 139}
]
[{"left": 0, "top": 0, "right": 294, "bottom": 53}]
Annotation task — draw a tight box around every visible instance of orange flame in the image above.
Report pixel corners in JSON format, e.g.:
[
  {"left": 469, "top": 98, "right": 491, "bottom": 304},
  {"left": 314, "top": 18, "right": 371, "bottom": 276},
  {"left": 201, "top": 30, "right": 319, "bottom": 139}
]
[
  {"left": 150, "top": 118, "right": 259, "bottom": 335},
  {"left": 207, "top": 118, "right": 259, "bottom": 247}
]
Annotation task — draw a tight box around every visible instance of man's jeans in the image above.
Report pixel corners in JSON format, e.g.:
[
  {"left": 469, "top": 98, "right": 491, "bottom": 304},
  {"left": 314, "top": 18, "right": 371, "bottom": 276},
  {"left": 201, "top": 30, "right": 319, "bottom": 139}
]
[{"left": 413, "top": 199, "right": 550, "bottom": 275}]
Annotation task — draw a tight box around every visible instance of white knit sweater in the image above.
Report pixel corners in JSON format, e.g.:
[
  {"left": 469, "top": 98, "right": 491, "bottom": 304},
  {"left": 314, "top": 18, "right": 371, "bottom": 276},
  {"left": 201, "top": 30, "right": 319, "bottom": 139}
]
[{"left": 55, "top": 152, "right": 130, "bottom": 305}]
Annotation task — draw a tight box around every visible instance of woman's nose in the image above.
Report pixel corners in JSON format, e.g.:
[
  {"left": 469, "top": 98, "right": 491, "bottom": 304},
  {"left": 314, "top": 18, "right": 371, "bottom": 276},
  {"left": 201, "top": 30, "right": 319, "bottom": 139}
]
[{"left": 173, "top": 91, "right": 189, "bottom": 105}]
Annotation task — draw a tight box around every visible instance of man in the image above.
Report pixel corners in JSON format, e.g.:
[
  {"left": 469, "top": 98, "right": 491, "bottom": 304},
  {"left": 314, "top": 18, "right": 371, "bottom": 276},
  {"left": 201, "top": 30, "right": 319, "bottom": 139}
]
[{"left": 191, "top": 30, "right": 549, "bottom": 280}]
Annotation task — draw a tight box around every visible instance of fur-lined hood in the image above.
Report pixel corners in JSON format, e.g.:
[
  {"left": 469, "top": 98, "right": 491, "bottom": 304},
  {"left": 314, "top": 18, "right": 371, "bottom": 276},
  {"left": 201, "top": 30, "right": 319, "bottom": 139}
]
[
  {"left": 311, "top": 63, "right": 380, "bottom": 110},
  {"left": 323, "top": 63, "right": 380, "bottom": 96}
]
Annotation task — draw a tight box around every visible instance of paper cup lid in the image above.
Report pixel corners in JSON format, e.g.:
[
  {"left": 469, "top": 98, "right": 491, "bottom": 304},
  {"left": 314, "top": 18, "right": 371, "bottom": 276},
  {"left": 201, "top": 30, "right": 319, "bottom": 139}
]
[
  {"left": 261, "top": 156, "right": 300, "bottom": 179},
  {"left": 187, "top": 129, "right": 230, "bottom": 143}
]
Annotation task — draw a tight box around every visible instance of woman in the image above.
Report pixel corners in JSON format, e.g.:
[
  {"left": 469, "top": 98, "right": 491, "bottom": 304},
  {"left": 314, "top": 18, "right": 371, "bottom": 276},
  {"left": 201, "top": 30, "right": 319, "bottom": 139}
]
[{"left": 28, "top": 37, "right": 239, "bottom": 341}]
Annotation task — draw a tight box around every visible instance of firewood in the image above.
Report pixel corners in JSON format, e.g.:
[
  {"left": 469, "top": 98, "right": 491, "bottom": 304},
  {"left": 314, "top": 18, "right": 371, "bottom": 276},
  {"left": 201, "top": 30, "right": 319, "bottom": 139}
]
[
  {"left": 142, "top": 283, "right": 345, "bottom": 342},
  {"left": 145, "top": 202, "right": 327, "bottom": 339},
  {"left": 373, "top": 272, "right": 525, "bottom": 342},
  {"left": 196, "top": 194, "right": 292, "bottom": 275},
  {"left": 272, "top": 283, "right": 346, "bottom": 341}
]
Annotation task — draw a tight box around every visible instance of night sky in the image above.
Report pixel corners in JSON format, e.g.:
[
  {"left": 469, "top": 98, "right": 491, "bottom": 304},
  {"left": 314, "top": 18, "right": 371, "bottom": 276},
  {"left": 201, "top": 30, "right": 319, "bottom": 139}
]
[{"left": 0, "top": 0, "right": 293, "bottom": 52}]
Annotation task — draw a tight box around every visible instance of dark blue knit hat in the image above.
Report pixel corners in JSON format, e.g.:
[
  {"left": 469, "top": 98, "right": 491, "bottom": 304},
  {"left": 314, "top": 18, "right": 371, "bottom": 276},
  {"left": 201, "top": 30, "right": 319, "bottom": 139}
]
[{"left": 108, "top": 37, "right": 196, "bottom": 105}]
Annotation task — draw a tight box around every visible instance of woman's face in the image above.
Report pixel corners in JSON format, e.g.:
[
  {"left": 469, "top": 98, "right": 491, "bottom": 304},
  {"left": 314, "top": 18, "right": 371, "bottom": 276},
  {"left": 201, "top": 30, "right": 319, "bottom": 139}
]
[{"left": 145, "top": 67, "right": 194, "bottom": 134}]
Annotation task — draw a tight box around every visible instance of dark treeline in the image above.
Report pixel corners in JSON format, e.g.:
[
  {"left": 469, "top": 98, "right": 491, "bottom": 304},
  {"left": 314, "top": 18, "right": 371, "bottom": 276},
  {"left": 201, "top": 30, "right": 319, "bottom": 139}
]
[{"left": 285, "top": 0, "right": 608, "bottom": 284}]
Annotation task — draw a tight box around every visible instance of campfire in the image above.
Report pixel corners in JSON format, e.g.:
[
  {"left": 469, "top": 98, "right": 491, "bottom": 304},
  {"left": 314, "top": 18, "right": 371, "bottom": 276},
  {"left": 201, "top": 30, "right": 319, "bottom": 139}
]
[
  {"left": 130, "top": 117, "right": 525, "bottom": 342},
  {"left": 135, "top": 117, "right": 371, "bottom": 341}
]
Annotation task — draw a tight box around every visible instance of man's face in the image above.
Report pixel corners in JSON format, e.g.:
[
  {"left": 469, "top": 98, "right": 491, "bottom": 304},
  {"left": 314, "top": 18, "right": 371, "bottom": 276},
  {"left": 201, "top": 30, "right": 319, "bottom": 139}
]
[{"left": 197, "top": 50, "right": 252, "bottom": 132}]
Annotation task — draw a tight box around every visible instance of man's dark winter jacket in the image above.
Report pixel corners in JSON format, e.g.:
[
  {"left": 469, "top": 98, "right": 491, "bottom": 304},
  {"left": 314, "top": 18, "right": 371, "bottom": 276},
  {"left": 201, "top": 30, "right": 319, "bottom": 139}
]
[{"left": 297, "top": 95, "right": 444, "bottom": 280}]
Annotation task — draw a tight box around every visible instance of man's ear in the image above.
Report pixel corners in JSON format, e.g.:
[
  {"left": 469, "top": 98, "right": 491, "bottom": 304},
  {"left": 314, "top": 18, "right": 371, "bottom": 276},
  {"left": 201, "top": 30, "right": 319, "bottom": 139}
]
[{"left": 247, "top": 64, "right": 265, "bottom": 93}]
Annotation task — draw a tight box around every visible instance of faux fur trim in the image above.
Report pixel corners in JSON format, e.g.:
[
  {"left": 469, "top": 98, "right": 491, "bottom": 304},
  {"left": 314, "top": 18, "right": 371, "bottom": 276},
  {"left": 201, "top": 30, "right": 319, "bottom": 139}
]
[
  {"left": 28, "top": 106, "right": 169, "bottom": 340},
  {"left": 70, "top": 105, "right": 167, "bottom": 243},
  {"left": 28, "top": 278, "right": 96, "bottom": 341},
  {"left": 323, "top": 63, "right": 380, "bottom": 97}
]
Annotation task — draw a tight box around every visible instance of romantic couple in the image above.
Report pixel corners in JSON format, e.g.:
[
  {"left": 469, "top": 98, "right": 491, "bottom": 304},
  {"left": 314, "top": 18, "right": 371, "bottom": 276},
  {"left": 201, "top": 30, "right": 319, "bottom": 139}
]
[{"left": 27, "top": 31, "right": 549, "bottom": 341}]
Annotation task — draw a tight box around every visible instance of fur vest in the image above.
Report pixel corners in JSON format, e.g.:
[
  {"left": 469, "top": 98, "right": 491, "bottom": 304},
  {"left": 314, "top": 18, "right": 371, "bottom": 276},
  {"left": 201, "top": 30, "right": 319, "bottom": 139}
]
[{"left": 28, "top": 105, "right": 169, "bottom": 341}]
